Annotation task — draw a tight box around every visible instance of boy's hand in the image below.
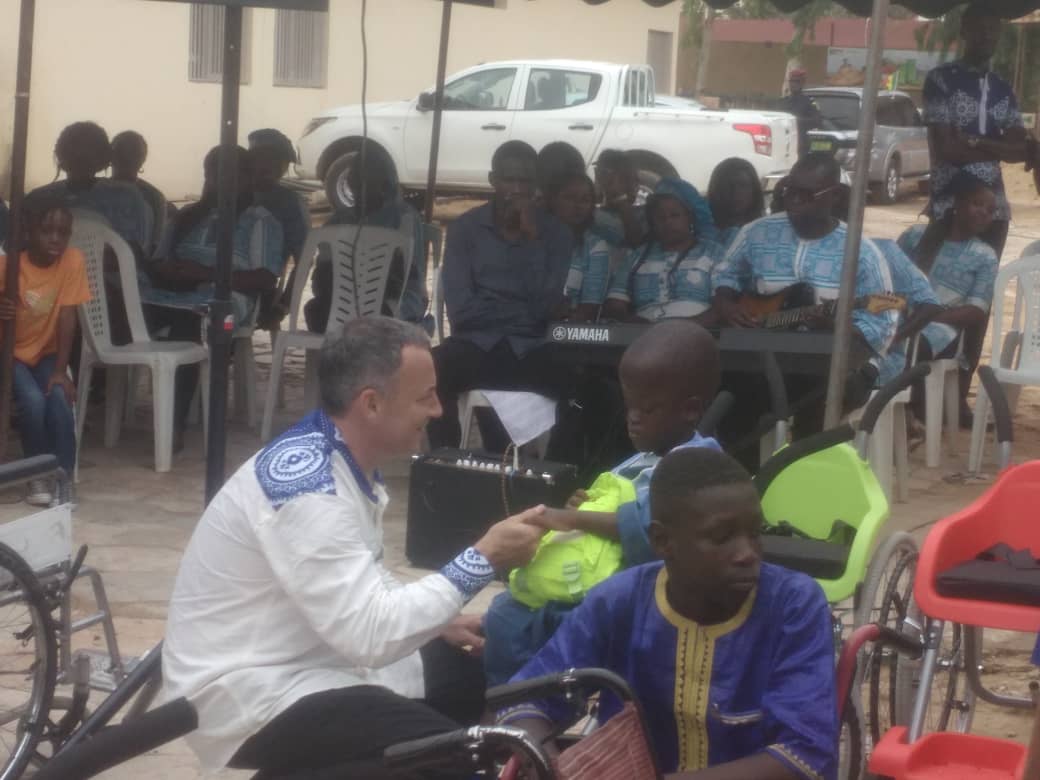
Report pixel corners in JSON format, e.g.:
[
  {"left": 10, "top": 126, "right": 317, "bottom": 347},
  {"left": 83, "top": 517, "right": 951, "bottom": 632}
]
[
  {"left": 0, "top": 297, "right": 17, "bottom": 321},
  {"left": 440, "top": 614, "right": 485, "bottom": 656},
  {"left": 474, "top": 506, "right": 548, "bottom": 570},
  {"left": 565, "top": 489, "right": 589, "bottom": 510},
  {"left": 47, "top": 372, "right": 76, "bottom": 405}
]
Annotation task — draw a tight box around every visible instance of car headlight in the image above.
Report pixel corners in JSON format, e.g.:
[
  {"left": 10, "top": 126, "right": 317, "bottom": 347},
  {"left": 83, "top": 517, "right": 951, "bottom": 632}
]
[{"left": 301, "top": 117, "right": 335, "bottom": 139}]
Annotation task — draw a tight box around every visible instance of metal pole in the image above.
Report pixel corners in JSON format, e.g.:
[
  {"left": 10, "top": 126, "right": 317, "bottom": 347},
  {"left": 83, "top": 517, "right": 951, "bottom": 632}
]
[
  {"left": 422, "top": 0, "right": 454, "bottom": 225},
  {"left": 0, "top": 0, "right": 36, "bottom": 461},
  {"left": 204, "top": 5, "right": 243, "bottom": 504},
  {"left": 823, "top": 0, "right": 889, "bottom": 429}
]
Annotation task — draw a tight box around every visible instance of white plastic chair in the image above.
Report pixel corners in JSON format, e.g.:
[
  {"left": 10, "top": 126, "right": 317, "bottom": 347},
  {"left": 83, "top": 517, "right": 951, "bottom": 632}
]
[
  {"left": 968, "top": 252, "right": 1040, "bottom": 473},
  {"left": 922, "top": 334, "right": 962, "bottom": 469},
  {"left": 231, "top": 298, "right": 261, "bottom": 429},
  {"left": 260, "top": 225, "right": 410, "bottom": 441},
  {"left": 72, "top": 219, "right": 209, "bottom": 473},
  {"left": 457, "top": 390, "right": 552, "bottom": 458}
]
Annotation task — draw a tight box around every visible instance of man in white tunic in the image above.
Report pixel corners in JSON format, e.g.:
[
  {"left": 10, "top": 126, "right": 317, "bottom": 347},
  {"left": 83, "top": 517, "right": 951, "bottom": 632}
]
[{"left": 162, "top": 316, "right": 546, "bottom": 778}]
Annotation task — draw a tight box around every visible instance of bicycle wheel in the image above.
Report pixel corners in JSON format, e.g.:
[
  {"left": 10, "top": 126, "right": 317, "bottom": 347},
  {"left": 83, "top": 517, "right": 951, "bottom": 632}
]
[
  {"left": 838, "top": 694, "right": 864, "bottom": 780},
  {"left": 856, "top": 533, "right": 918, "bottom": 747},
  {"left": 896, "top": 614, "right": 975, "bottom": 736},
  {"left": 0, "top": 542, "right": 57, "bottom": 780}
]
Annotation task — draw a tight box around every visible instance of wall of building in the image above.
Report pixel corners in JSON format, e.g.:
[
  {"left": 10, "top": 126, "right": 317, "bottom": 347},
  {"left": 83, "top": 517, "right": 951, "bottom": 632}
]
[
  {"left": 0, "top": 0, "right": 680, "bottom": 200},
  {"left": 700, "top": 41, "right": 828, "bottom": 105}
]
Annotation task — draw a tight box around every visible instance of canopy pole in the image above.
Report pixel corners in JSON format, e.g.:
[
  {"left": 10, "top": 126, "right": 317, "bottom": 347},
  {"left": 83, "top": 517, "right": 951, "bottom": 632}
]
[
  {"left": 0, "top": 0, "right": 36, "bottom": 461},
  {"left": 823, "top": 0, "right": 890, "bottom": 429},
  {"left": 204, "top": 4, "right": 243, "bottom": 504},
  {"left": 423, "top": 0, "right": 454, "bottom": 225}
]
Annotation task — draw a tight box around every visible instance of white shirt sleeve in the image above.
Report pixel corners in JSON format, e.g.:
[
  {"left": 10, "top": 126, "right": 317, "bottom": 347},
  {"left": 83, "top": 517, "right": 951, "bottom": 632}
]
[{"left": 254, "top": 492, "right": 465, "bottom": 670}]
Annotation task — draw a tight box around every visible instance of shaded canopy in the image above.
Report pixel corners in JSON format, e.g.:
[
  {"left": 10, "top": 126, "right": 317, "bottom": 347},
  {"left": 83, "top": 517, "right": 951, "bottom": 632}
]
[{"left": 585, "top": 0, "right": 1040, "bottom": 19}]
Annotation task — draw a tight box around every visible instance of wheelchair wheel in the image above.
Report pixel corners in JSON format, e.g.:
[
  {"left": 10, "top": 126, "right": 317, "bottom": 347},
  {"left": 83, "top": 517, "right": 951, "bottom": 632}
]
[
  {"left": 0, "top": 542, "right": 57, "bottom": 780},
  {"left": 854, "top": 532, "right": 918, "bottom": 747},
  {"left": 896, "top": 615, "right": 975, "bottom": 736},
  {"left": 838, "top": 693, "right": 864, "bottom": 780}
]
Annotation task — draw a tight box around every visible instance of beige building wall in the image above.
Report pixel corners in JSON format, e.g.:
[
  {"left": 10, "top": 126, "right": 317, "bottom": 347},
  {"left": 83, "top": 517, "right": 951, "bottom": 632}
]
[{"left": 0, "top": 0, "right": 680, "bottom": 200}]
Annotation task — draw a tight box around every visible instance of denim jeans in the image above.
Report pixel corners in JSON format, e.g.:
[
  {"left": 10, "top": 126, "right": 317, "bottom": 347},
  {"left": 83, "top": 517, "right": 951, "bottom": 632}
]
[{"left": 12, "top": 354, "right": 76, "bottom": 474}]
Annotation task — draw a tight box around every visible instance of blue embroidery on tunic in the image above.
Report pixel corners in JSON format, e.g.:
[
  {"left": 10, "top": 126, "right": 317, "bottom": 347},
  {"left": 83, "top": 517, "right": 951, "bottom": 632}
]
[{"left": 255, "top": 410, "right": 381, "bottom": 509}]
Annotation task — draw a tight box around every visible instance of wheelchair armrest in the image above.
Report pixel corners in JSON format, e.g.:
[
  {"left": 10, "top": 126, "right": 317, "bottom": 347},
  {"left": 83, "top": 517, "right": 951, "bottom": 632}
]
[
  {"left": 0, "top": 455, "right": 62, "bottom": 492},
  {"left": 383, "top": 727, "right": 476, "bottom": 769},
  {"left": 487, "top": 668, "right": 635, "bottom": 711}
]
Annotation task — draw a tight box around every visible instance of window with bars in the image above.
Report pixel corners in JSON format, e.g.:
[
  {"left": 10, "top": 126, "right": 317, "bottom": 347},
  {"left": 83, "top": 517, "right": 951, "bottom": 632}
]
[
  {"left": 274, "top": 9, "right": 329, "bottom": 88},
  {"left": 189, "top": 3, "right": 252, "bottom": 84}
]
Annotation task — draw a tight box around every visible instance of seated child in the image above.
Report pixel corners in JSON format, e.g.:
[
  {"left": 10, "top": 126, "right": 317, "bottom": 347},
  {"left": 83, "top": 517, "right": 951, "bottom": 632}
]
[
  {"left": 0, "top": 202, "right": 89, "bottom": 505},
  {"left": 483, "top": 320, "right": 722, "bottom": 685},
  {"left": 499, "top": 447, "right": 838, "bottom": 780}
]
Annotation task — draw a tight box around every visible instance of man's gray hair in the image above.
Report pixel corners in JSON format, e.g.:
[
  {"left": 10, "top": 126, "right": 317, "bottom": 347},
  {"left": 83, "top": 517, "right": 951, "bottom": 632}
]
[{"left": 319, "top": 316, "right": 431, "bottom": 415}]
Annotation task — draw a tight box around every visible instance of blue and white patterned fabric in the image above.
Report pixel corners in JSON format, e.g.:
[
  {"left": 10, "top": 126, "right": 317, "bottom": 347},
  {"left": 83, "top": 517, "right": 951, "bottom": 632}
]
[
  {"left": 26, "top": 179, "right": 153, "bottom": 252},
  {"left": 713, "top": 214, "right": 899, "bottom": 356},
  {"left": 717, "top": 224, "right": 743, "bottom": 253},
  {"left": 872, "top": 238, "right": 942, "bottom": 384},
  {"left": 255, "top": 409, "right": 383, "bottom": 508},
  {"left": 898, "top": 224, "right": 997, "bottom": 355},
  {"left": 923, "top": 61, "right": 1024, "bottom": 221},
  {"left": 143, "top": 205, "right": 284, "bottom": 327},
  {"left": 607, "top": 239, "right": 722, "bottom": 321},
  {"left": 564, "top": 230, "right": 613, "bottom": 306},
  {"left": 255, "top": 408, "right": 494, "bottom": 601}
]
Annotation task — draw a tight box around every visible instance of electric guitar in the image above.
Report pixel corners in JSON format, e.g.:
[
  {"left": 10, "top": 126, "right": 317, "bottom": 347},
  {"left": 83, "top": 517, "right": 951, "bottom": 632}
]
[{"left": 738, "top": 283, "right": 905, "bottom": 330}]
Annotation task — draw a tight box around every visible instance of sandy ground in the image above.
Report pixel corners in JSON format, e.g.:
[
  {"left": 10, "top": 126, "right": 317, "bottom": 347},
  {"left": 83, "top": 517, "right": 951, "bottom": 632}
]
[{"left": 1, "top": 169, "right": 1039, "bottom": 777}]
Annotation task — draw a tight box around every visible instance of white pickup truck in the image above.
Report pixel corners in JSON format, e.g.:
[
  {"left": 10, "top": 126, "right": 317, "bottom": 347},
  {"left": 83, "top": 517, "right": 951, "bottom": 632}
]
[{"left": 296, "top": 59, "right": 799, "bottom": 210}]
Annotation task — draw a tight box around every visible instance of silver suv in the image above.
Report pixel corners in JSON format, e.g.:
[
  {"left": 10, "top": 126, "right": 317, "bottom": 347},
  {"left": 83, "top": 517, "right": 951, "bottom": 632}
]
[{"left": 804, "top": 87, "right": 930, "bottom": 205}]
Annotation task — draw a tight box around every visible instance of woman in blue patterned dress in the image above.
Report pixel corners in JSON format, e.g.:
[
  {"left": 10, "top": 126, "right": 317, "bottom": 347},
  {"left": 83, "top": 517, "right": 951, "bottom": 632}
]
[
  {"left": 898, "top": 173, "right": 998, "bottom": 421},
  {"left": 603, "top": 178, "right": 721, "bottom": 326}
]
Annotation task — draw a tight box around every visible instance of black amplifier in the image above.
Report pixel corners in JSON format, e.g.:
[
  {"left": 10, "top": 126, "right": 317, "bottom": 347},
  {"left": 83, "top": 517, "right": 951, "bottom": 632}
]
[{"left": 406, "top": 448, "right": 580, "bottom": 569}]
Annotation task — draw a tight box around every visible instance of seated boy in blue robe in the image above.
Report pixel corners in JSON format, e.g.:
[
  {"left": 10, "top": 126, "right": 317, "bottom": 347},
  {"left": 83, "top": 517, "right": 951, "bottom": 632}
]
[
  {"left": 499, "top": 447, "right": 838, "bottom": 780},
  {"left": 483, "top": 321, "right": 723, "bottom": 685},
  {"left": 1025, "top": 636, "right": 1040, "bottom": 780}
]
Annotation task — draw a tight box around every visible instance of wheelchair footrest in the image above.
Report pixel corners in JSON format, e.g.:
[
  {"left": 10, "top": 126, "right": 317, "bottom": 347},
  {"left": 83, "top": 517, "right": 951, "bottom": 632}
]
[
  {"left": 760, "top": 535, "right": 849, "bottom": 581},
  {"left": 869, "top": 726, "right": 1027, "bottom": 779},
  {"left": 72, "top": 650, "right": 140, "bottom": 693}
]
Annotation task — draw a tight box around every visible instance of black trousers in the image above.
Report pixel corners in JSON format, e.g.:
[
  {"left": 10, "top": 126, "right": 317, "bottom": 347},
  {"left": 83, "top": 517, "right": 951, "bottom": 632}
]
[
  {"left": 142, "top": 305, "right": 204, "bottom": 434},
  {"left": 229, "top": 640, "right": 485, "bottom": 779},
  {"left": 427, "top": 338, "right": 576, "bottom": 454}
]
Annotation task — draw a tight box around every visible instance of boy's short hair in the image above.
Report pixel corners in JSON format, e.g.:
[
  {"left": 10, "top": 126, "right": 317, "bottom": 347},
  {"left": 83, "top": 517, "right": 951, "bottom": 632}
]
[
  {"left": 623, "top": 320, "right": 721, "bottom": 403},
  {"left": 650, "top": 448, "right": 752, "bottom": 526}
]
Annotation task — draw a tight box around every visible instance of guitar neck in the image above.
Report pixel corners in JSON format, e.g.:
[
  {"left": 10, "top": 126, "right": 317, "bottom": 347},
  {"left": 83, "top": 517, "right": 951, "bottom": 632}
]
[{"left": 763, "top": 298, "right": 842, "bottom": 329}]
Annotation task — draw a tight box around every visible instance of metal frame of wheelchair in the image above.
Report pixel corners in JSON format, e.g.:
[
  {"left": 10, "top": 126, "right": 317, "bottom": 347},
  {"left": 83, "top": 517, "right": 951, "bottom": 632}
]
[{"left": 0, "top": 455, "right": 159, "bottom": 779}]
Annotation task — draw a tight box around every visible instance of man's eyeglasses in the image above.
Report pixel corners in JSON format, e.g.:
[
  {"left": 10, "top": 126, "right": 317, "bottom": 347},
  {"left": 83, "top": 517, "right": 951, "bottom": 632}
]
[{"left": 781, "top": 183, "right": 842, "bottom": 205}]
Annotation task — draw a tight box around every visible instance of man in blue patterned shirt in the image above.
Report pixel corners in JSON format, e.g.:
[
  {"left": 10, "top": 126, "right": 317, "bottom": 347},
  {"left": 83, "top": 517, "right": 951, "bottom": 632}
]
[
  {"left": 922, "top": 3, "right": 1030, "bottom": 258},
  {"left": 712, "top": 153, "right": 898, "bottom": 449}
]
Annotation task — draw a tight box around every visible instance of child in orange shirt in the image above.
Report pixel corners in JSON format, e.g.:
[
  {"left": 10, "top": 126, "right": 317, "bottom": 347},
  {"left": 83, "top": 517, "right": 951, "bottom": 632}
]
[{"left": 0, "top": 202, "right": 89, "bottom": 505}]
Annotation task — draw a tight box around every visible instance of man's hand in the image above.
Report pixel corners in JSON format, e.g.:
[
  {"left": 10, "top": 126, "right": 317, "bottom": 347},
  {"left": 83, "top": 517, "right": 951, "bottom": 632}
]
[
  {"left": 47, "top": 372, "right": 76, "bottom": 405},
  {"left": 0, "top": 297, "right": 16, "bottom": 321},
  {"left": 565, "top": 489, "right": 589, "bottom": 510},
  {"left": 440, "top": 614, "right": 485, "bottom": 656},
  {"left": 474, "top": 506, "right": 548, "bottom": 570},
  {"left": 714, "top": 296, "right": 760, "bottom": 329}
]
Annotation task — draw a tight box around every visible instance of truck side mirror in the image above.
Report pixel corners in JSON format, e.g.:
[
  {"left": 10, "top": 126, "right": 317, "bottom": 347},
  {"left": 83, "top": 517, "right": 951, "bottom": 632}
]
[{"left": 417, "top": 91, "right": 436, "bottom": 112}]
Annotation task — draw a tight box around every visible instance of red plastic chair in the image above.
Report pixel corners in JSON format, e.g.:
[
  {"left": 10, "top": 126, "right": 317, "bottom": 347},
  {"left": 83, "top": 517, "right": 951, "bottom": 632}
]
[{"left": 869, "top": 461, "right": 1040, "bottom": 780}]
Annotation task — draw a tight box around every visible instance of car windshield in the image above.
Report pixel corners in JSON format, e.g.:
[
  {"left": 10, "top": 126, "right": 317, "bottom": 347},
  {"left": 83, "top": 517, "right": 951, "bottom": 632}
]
[{"left": 811, "top": 94, "right": 860, "bottom": 132}]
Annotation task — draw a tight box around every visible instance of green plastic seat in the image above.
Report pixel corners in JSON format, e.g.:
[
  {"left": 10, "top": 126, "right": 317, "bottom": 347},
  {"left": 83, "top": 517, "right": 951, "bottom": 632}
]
[{"left": 760, "top": 442, "right": 890, "bottom": 603}]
